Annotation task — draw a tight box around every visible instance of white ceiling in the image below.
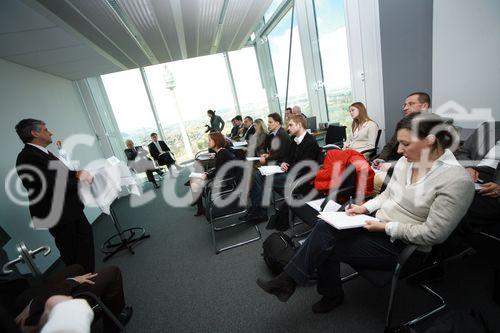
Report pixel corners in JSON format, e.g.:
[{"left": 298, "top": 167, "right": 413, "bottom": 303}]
[{"left": 0, "top": 0, "right": 272, "bottom": 80}]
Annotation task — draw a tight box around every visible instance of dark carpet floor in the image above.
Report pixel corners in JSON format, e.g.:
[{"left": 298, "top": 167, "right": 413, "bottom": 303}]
[{"left": 90, "top": 170, "right": 500, "bottom": 332}]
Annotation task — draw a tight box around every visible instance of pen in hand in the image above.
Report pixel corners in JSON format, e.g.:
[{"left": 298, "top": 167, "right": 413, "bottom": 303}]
[{"left": 348, "top": 196, "right": 353, "bottom": 209}]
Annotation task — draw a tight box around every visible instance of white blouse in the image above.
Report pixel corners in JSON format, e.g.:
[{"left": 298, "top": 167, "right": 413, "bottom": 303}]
[{"left": 344, "top": 120, "right": 379, "bottom": 155}]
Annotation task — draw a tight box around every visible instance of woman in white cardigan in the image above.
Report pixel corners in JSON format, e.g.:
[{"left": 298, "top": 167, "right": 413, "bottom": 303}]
[
  {"left": 343, "top": 102, "right": 379, "bottom": 156},
  {"left": 256, "top": 112, "right": 474, "bottom": 314}
]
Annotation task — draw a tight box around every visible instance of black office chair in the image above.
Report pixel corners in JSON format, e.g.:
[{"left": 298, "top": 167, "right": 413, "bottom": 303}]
[
  {"left": 324, "top": 125, "right": 346, "bottom": 147},
  {"left": 339, "top": 228, "right": 480, "bottom": 332},
  {"left": 360, "top": 129, "right": 382, "bottom": 161},
  {"left": 203, "top": 167, "right": 261, "bottom": 254}
]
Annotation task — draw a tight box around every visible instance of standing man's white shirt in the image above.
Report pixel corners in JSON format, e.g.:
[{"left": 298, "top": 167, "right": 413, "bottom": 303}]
[{"left": 27, "top": 142, "right": 49, "bottom": 155}]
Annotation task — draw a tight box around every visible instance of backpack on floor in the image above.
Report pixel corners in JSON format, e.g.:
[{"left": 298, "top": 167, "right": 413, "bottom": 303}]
[{"left": 262, "top": 232, "right": 297, "bottom": 275}]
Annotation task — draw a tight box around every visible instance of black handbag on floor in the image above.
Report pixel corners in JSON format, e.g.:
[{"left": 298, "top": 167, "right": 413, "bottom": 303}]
[
  {"left": 266, "top": 202, "right": 289, "bottom": 231},
  {"left": 262, "top": 232, "right": 297, "bottom": 275}
]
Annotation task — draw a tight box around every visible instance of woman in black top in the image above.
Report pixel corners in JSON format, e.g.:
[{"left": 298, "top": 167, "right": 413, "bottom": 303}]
[{"left": 190, "top": 132, "right": 237, "bottom": 216}]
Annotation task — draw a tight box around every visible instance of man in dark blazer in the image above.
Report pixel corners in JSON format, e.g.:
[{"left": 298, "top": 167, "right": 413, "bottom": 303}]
[
  {"left": 241, "top": 115, "right": 320, "bottom": 223},
  {"left": 242, "top": 116, "right": 256, "bottom": 141},
  {"left": 454, "top": 120, "right": 500, "bottom": 305},
  {"left": 15, "top": 119, "right": 95, "bottom": 273},
  {"left": 124, "top": 139, "right": 163, "bottom": 188},
  {"left": 148, "top": 133, "right": 182, "bottom": 177},
  {"left": 455, "top": 120, "right": 500, "bottom": 227},
  {"left": 228, "top": 117, "right": 240, "bottom": 140},
  {"left": 260, "top": 112, "right": 291, "bottom": 165}
]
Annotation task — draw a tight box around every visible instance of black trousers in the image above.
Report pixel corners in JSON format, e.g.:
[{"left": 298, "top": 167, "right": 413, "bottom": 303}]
[
  {"left": 145, "top": 168, "right": 163, "bottom": 184},
  {"left": 157, "top": 152, "right": 175, "bottom": 167},
  {"left": 284, "top": 220, "right": 408, "bottom": 297},
  {"left": 49, "top": 211, "right": 95, "bottom": 273}
]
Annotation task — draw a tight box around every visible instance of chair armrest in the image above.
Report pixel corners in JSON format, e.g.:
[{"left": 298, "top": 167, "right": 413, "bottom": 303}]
[
  {"left": 195, "top": 149, "right": 210, "bottom": 159},
  {"left": 397, "top": 244, "right": 419, "bottom": 266},
  {"left": 359, "top": 148, "right": 375, "bottom": 154},
  {"left": 359, "top": 148, "right": 378, "bottom": 162}
]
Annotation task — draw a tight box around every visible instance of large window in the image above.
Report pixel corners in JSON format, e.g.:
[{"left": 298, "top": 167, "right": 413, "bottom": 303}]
[
  {"left": 228, "top": 47, "right": 268, "bottom": 121},
  {"left": 314, "top": 0, "right": 353, "bottom": 126},
  {"left": 101, "top": 69, "right": 157, "bottom": 147},
  {"left": 267, "top": 8, "right": 310, "bottom": 115},
  {"left": 144, "top": 54, "right": 236, "bottom": 157}
]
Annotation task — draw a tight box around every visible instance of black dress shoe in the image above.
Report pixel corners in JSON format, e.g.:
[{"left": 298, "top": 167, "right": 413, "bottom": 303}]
[
  {"left": 194, "top": 208, "right": 205, "bottom": 217},
  {"left": 312, "top": 294, "right": 344, "bottom": 313},
  {"left": 256, "top": 275, "right": 296, "bottom": 302},
  {"left": 119, "top": 306, "right": 133, "bottom": 325}
]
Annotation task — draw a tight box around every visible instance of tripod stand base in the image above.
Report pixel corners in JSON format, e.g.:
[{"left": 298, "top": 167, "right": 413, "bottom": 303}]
[{"left": 101, "top": 227, "right": 150, "bottom": 262}]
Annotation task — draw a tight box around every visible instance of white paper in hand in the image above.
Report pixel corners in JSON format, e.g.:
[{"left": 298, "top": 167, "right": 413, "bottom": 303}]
[
  {"left": 307, "top": 198, "right": 341, "bottom": 212},
  {"left": 258, "top": 165, "right": 284, "bottom": 176},
  {"left": 318, "top": 212, "right": 377, "bottom": 230}
]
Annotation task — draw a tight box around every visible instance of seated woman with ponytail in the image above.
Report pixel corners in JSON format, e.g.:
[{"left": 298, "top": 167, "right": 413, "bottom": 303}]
[{"left": 256, "top": 112, "right": 474, "bottom": 314}]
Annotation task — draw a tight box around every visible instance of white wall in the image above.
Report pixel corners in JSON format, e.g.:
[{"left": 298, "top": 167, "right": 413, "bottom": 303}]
[
  {"left": 0, "top": 59, "right": 104, "bottom": 272},
  {"left": 433, "top": 0, "right": 500, "bottom": 127}
]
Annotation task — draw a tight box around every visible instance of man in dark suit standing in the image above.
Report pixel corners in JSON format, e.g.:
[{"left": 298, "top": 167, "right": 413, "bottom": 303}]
[
  {"left": 260, "top": 112, "right": 291, "bottom": 165},
  {"left": 147, "top": 133, "right": 182, "bottom": 177},
  {"left": 242, "top": 116, "right": 256, "bottom": 141},
  {"left": 241, "top": 115, "right": 319, "bottom": 223},
  {"left": 15, "top": 119, "right": 95, "bottom": 273}
]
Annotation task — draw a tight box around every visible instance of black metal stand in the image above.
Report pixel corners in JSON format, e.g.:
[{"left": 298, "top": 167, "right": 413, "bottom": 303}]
[{"left": 101, "top": 206, "right": 150, "bottom": 262}]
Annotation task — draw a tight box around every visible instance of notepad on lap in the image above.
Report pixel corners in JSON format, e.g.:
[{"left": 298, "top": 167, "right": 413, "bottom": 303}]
[
  {"left": 318, "top": 212, "right": 377, "bottom": 230},
  {"left": 232, "top": 141, "right": 248, "bottom": 147}
]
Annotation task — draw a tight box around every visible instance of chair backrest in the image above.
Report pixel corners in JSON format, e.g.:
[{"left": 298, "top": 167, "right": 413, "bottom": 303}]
[
  {"left": 316, "top": 148, "right": 326, "bottom": 165},
  {"left": 364, "top": 129, "right": 383, "bottom": 161},
  {"left": 325, "top": 125, "right": 346, "bottom": 145},
  {"left": 375, "top": 129, "right": 382, "bottom": 148}
]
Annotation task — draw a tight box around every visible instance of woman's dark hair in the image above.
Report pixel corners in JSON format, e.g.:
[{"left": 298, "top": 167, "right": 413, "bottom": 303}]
[
  {"left": 207, "top": 109, "right": 215, "bottom": 116},
  {"left": 208, "top": 132, "right": 227, "bottom": 149},
  {"left": 396, "top": 112, "right": 457, "bottom": 149}
]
